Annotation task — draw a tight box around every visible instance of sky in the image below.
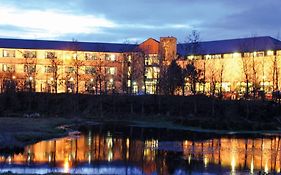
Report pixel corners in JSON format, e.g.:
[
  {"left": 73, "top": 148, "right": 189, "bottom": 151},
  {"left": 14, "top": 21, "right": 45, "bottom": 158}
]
[{"left": 0, "top": 0, "right": 281, "bottom": 43}]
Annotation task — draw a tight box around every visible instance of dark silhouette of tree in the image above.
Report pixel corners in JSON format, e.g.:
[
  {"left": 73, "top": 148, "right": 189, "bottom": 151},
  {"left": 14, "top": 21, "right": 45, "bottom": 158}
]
[
  {"left": 185, "top": 62, "right": 203, "bottom": 95},
  {"left": 166, "top": 60, "right": 184, "bottom": 95}
]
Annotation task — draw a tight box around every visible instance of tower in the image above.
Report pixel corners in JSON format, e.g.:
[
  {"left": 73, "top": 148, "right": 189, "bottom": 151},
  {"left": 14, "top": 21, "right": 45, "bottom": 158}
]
[{"left": 159, "top": 37, "right": 177, "bottom": 66}]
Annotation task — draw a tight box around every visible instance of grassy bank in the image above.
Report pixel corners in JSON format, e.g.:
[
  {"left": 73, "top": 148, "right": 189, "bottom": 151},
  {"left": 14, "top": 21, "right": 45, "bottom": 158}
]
[{"left": 1, "top": 92, "right": 281, "bottom": 130}]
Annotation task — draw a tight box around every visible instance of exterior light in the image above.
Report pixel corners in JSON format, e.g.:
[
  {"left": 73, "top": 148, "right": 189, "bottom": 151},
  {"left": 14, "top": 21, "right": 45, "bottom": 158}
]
[
  {"left": 109, "top": 78, "right": 113, "bottom": 83},
  {"left": 29, "top": 76, "right": 33, "bottom": 81},
  {"left": 12, "top": 75, "right": 16, "bottom": 79},
  {"left": 133, "top": 81, "right": 137, "bottom": 86},
  {"left": 50, "top": 77, "right": 54, "bottom": 81},
  {"left": 90, "top": 78, "right": 94, "bottom": 82}
]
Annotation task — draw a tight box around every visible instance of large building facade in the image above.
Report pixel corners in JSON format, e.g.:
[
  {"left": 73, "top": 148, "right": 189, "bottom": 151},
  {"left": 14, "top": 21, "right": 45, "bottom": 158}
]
[{"left": 0, "top": 36, "right": 281, "bottom": 96}]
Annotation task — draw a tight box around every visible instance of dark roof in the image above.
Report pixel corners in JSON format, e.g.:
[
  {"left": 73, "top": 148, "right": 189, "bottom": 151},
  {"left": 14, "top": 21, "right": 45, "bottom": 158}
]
[
  {"left": 0, "top": 38, "right": 138, "bottom": 53},
  {"left": 177, "top": 36, "right": 281, "bottom": 56}
]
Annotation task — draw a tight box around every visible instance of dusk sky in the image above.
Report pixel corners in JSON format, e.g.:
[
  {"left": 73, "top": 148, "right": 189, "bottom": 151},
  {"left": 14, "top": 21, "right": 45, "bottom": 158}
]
[{"left": 0, "top": 0, "right": 281, "bottom": 43}]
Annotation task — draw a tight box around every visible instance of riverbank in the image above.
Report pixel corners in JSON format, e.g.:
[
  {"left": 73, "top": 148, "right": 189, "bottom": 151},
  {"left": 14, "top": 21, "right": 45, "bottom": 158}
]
[
  {"left": 1, "top": 114, "right": 281, "bottom": 152},
  {"left": 1, "top": 92, "right": 281, "bottom": 151}
]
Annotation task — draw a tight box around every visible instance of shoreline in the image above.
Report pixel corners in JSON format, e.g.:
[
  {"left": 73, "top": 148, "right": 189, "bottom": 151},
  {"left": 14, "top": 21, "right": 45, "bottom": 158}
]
[{"left": 1, "top": 116, "right": 281, "bottom": 153}]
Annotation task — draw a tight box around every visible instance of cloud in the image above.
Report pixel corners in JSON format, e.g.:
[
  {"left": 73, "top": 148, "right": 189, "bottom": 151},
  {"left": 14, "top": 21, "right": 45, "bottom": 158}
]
[
  {"left": 0, "top": 0, "right": 280, "bottom": 42},
  {"left": 0, "top": 4, "right": 116, "bottom": 39}
]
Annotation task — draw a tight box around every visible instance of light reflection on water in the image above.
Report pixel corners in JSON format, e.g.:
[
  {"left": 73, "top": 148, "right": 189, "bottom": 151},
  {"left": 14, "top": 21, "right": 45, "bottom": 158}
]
[{"left": 0, "top": 130, "right": 281, "bottom": 175}]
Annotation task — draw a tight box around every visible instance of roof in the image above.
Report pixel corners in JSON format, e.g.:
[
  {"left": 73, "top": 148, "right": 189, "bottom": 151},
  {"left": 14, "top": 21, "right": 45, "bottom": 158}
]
[
  {"left": 0, "top": 38, "right": 138, "bottom": 53},
  {"left": 177, "top": 36, "right": 281, "bottom": 56}
]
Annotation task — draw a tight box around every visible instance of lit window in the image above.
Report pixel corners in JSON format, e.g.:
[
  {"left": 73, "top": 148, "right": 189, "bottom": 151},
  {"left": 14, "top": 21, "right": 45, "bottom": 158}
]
[
  {"left": 45, "top": 66, "right": 55, "bottom": 73},
  {"left": 85, "top": 53, "right": 96, "bottom": 60},
  {"left": 23, "top": 51, "right": 36, "bottom": 58},
  {"left": 3, "top": 50, "right": 15, "bottom": 58},
  {"left": 256, "top": 51, "right": 264, "bottom": 57},
  {"left": 128, "top": 55, "right": 132, "bottom": 62},
  {"left": 233, "top": 52, "right": 241, "bottom": 58},
  {"left": 46, "top": 52, "right": 57, "bottom": 59},
  {"left": 187, "top": 55, "right": 194, "bottom": 60},
  {"left": 106, "top": 67, "right": 116, "bottom": 75},
  {"left": 267, "top": 50, "right": 274, "bottom": 56},
  {"left": 105, "top": 54, "right": 116, "bottom": 61},
  {"left": 24, "top": 64, "right": 36, "bottom": 73},
  {"left": 65, "top": 66, "right": 75, "bottom": 73},
  {"left": 204, "top": 55, "right": 212, "bottom": 59},
  {"left": 85, "top": 66, "right": 96, "bottom": 74},
  {"left": 2, "top": 64, "right": 15, "bottom": 72}
]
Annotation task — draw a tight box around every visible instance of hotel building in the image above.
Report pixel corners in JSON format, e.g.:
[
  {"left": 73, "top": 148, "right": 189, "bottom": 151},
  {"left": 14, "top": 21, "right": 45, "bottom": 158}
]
[{"left": 0, "top": 36, "right": 280, "bottom": 96}]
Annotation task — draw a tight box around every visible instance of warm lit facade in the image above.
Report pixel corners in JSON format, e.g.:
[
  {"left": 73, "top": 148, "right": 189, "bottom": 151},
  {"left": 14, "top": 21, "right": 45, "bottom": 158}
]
[{"left": 0, "top": 36, "right": 281, "bottom": 96}]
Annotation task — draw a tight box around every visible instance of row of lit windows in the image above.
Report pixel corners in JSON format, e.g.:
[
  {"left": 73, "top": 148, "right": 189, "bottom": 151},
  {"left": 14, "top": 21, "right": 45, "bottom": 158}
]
[
  {"left": 187, "top": 50, "right": 281, "bottom": 60},
  {"left": 1, "top": 64, "right": 117, "bottom": 75},
  {"left": 1, "top": 49, "right": 117, "bottom": 61}
]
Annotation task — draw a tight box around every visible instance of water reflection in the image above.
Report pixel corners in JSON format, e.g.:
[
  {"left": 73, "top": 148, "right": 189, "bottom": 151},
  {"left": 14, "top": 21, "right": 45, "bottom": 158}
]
[{"left": 0, "top": 130, "right": 281, "bottom": 174}]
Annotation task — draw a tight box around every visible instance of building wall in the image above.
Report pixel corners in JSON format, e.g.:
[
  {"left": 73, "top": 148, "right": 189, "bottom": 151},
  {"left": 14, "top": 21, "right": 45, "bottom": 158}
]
[
  {"left": 179, "top": 51, "right": 281, "bottom": 94},
  {"left": 0, "top": 48, "right": 124, "bottom": 94}
]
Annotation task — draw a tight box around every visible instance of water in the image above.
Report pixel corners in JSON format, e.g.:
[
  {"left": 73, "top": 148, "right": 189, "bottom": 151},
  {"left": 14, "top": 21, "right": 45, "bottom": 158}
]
[{"left": 0, "top": 125, "right": 281, "bottom": 175}]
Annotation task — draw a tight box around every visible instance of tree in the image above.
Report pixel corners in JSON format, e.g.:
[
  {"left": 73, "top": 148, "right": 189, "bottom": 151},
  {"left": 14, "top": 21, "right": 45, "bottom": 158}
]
[
  {"left": 22, "top": 50, "right": 37, "bottom": 92},
  {"left": 241, "top": 54, "right": 251, "bottom": 98},
  {"left": 185, "top": 62, "right": 203, "bottom": 95},
  {"left": 47, "top": 52, "right": 62, "bottom": 93},
  {"left": 70, "top": 39, "right": 84, "bottom": 94},
  {"left": 166, "top": 60, "right": 184, "bottom": 95}
]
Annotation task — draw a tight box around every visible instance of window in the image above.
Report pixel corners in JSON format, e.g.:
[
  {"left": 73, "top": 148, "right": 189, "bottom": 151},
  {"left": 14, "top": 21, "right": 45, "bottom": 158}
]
[
  {"left": 24, "top": 64, "right": 36, "bottom": 73},
  {"left": 2, "top": 64, "right": 15, "bottom": 72},
  {"left": 45, "top": 66, "right": 55, "bottom": 73},
  {"left": 85, "top": 66, "right": 96, "bottom": 74},
  {"left": 65, "top": 66, "right": 75, "bottom": 73},
  {"left": 23, "top": 51, "right": 36, "bottom": 58},
  {"left": 46, "top": 52, "right": 57, "bottom": 59},
  {"left": 85, "top": 53, "right": 96, "bottom": 60},
  {"left": 105, "top": 54, "right": 116, "bottom": 61},
  {"left": 256, "top": 51, "right": 264, "bottom": 57},
  {"left": 106, "top": 67, "right": 116, "bottom": 75},
  {"left": 243, "top": 52, "right": 251, "bottom": 57},
  {"left": 3, "top": 50, "right": 15, "bottom": 58},
  {"left": 267, "top": 50, "right": 274, "bottom": 56}
]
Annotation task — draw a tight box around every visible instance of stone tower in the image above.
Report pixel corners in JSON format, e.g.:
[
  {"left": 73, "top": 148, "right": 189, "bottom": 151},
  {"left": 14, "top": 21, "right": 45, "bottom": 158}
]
[{"left": 159, "top": 37, "right": 177, "bottom": 66}]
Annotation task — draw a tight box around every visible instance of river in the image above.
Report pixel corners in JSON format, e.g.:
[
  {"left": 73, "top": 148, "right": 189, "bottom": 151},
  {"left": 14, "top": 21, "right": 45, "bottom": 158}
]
[{"left": 0, "top": 125, "right": 280, "bottom": 174}]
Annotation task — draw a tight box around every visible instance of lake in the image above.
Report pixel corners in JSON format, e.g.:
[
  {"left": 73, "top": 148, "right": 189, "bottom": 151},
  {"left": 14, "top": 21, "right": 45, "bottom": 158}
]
[{"left": 0, "top": 125, "right": 280, "bottom": 174}]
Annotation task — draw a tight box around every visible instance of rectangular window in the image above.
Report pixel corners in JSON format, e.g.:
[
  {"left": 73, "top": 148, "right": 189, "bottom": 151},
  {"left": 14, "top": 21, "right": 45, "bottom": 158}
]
[
  {"left": 106, "top": 67, "right": 116, "bottom": 75},
  {"left": 45, "top": 66, "right": 54, "bottom": 73},
  {"left": 85, "top": 66, "right": 96, "bottom": 74},
  {"left": 65, "top": 66, "right": 75, "bottom": 73},
  {"left": 256, "top": 52, "right": 264, "bottom": 57},
  {"left": 46, "top": 52, "right": 57, "bottom": 59},
  {"left": 85, "top": 53, "right": 96, "bottom": 60},
  {"left": 105, "top": 54, "right": 116, "bottom": 61},
  {"left": 3, "top": 50, "right": 15, "bottom": 58},
  {"left": 2, "top": 64, "right": 15, "bottom": 72},
  {"left": 24, "top": 64, "right": 36, "bottom": 73},
  {"left": 23, "top": 50, "right": 36, "bottom": 58}
]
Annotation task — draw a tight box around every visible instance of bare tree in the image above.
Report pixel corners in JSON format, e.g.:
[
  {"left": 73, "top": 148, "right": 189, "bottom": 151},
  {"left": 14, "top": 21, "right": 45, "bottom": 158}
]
[
  {"left": 218, "top": 59, "right": 225, "bottom": 98},
  {"left": 47, "top": 52, "right": 62, "bottom": 93},
  {"left": 71, "top": 39, "right": 84, "bottom": 94},
  {"left": 22, "top": 50, "right": 38, "bottom": 92},
  {"left": 241, "top": 53, "right": 251, "bottom": 98}
]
